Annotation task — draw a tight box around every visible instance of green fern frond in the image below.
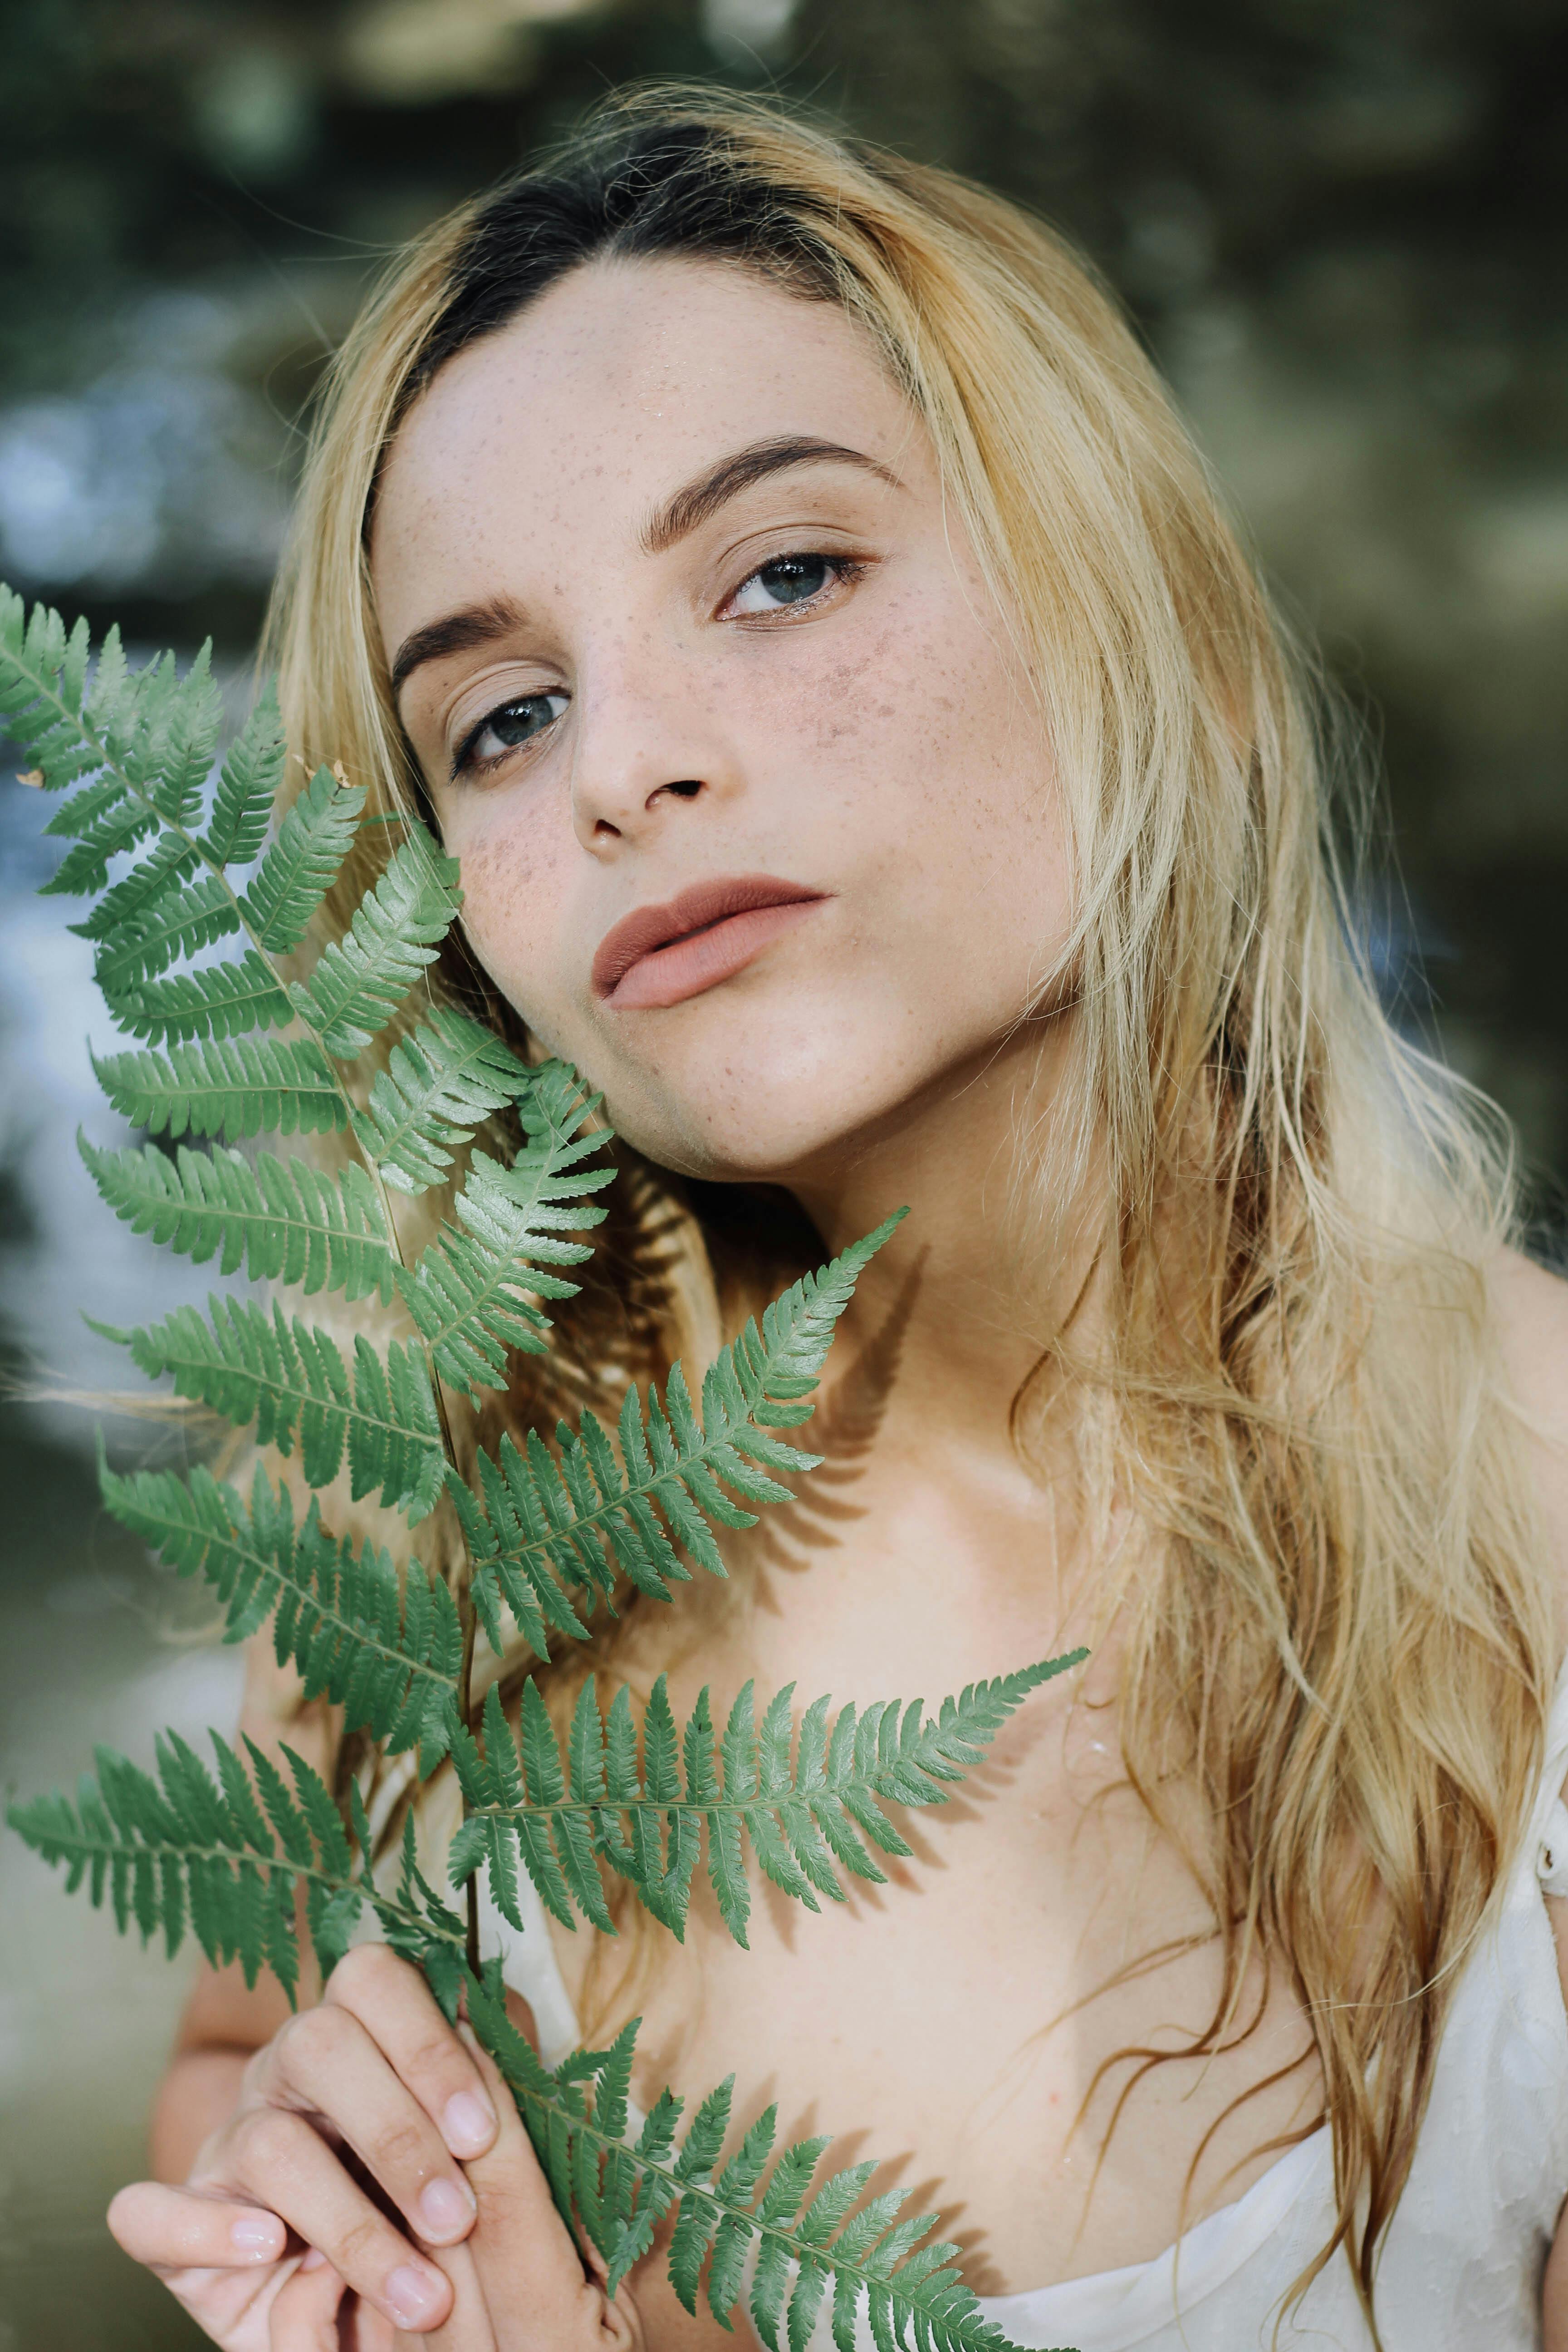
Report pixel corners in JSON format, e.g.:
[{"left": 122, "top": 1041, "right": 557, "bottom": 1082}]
[
  {"left": 88, "top": 871, "right": 241, "bottom": 991},
  {"left": 142, "top": 639, "right": 224, "bottom": 830},
  {"left": 6, "top": 1732, "right": 464, "bottom": 2005},
  {"left": 240, "top": 762, "right": 366, "bottom": 954},
  {"left": 0, "top": 598, "right": 220, "bottom": 817},
  {"left": 0, "top": 595, "right": 111, "bottom": 792},
  {"left": 39, "top": 774, "right": 159, "bottom": 896},
  {"left": 395, "top": 1067, "right": 615, "bottom": 1401},
  {"left": 80, "top": 1136, "right": 395, "bottom": 1301},
  {"left": 202, "top": 679, "right": 286, "bottom": 868},
  {"left": 99, "top": 952, "right": 293, "bottom": 1044},
  {"left": 68, "top": 831, "right": 197, "bottom": 934},
  {"left": 288, "top": 833, "right": 461, "bottom": 1059},
  {"left": 350, "top": 1004, "right": 534, "bottom": 1196},
  {"left": 91, "top": 1035, "right": 346, "bottom": 1141},
  {"left": 377, "top": 1812, "right": 474, "bottom": 2019},
  {"left": 4, "top": 599, "right": 379, "bottom": 1079},
  {"left": 98, "top": 1458, "right": 463, "bottom": 1771},
  {"left": 450, "top": 1656, "right": 1084, "bottom": 1945},
  {"left": 454, "top": 1213, "right": 906, "bottom": 1646},
  {"left": 93, "top": 1294, "right": 446, "bottom": 1520},
  {"left": 466, "top": 1984, "right": 1037, "bottom": 2352}
]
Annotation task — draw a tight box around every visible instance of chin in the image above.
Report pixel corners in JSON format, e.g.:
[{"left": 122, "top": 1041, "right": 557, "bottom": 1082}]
[{"left": 597, "top": 1051, "right": 913, "bottom": 1191}]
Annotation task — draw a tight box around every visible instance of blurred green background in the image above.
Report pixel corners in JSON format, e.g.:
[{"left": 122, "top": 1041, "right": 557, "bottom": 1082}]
[{"left": 0, "top": 2, "right": 1564, "bottom": 2345}]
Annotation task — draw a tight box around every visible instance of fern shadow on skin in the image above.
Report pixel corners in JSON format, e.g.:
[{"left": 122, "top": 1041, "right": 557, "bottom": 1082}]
[
  {"left": 745, "top": 1256, "right": 923, "bottom": 1607},
  {"left": 895, "top": 2173, "right": 999, "bottom": 2304},
  {"left": 523, "top": 1156, "right": 698, "bottom": 1432},
  {"left": 754, "top": 2099, "right": 1005, "bottom": 2307}
]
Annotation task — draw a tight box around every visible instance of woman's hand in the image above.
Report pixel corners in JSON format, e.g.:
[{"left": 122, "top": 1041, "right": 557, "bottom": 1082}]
[
  {"left": 279, "top": 2032, "right": 645, "bottom": 2352},
  {"left": 107, "top": 1945, "right": 503, "bottom": 2349}
]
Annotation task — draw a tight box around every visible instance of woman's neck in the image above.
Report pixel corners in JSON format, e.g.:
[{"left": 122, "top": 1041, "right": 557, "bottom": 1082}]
[{"left": 786, "top": 1019, "right": 1102, "bottom": 1475}]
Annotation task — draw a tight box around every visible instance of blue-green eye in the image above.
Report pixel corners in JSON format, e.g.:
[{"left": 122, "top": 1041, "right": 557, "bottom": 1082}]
[
  {"left": 454, "top": 691, "right": 569, "bottom": 777},
  {"left": 730, "top": 554, "right": 838, "bottom": 615}
]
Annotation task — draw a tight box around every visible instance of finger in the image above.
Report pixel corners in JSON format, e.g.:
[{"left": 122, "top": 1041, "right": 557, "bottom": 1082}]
[
  {"left": 258, "top": 1998, "right": 480, "bottom": 2249},
  {"left": 463, "top": 2036, "right": 643, "bottom": 2352},
  {"left": 218, "top": 2102, "right": 453, "bottom": 2334},
  {"left": 456, "top": 2034, "right": 612, "bottom": 2333},
  {"left": 337, "top": 2279, "right": 397, "bottom": 2352},
  {"left": 326, "top": 1945, "right": 500, "bottom": 2161},
  {"left": 108, "top": 2178, "right": 287, "bottom": 2271},
  {"left": 129, "top": 2244, "right": 296, "bottom": 2348},
  {"left": 268, "top": 2249, "right": 346, "bottom": 2352},
  {"left": 397, "top": 2239, "right": 491, "bottom": 2351}
]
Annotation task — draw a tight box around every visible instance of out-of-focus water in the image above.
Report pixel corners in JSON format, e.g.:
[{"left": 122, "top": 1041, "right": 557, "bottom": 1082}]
[{"left": 0, "top": 778, "right": 245, "bottom": 2350}]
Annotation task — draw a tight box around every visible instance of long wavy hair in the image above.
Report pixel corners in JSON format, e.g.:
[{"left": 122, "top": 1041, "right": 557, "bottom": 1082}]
[{"left": 261, "top": 87, "right": 1553, "bottom": 2333}]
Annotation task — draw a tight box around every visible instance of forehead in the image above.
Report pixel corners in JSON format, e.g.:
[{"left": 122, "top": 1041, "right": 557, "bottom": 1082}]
[{"left": 370, "top": 255, "right": 917, "bottom": 586}]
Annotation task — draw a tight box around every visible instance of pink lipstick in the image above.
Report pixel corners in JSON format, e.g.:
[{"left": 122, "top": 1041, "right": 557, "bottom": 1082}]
[{"left": 592, "top": 874, "right": 827, "bottom": 1010}]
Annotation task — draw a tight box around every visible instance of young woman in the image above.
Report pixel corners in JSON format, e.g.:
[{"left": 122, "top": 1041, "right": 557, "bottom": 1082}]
[{"left": 102, "top": 90, "right": 1568, "bottom": 2352}]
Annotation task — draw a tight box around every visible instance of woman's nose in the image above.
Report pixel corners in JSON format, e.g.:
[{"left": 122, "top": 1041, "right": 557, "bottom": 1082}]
[{"left": 568, "top": 647, "right": 739, "bottom": 854}]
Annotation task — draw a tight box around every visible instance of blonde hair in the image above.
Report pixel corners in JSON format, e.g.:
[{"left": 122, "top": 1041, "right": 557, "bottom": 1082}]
[{"left": 264, "top": 87, "right": 1553, "bottom": 2333}]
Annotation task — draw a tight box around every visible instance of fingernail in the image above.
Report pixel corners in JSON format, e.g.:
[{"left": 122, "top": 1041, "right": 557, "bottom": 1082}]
[
  {"left": 441, "top": 2088, "right": 496, "bottom": 2155},
  {"left": 301, "top": 2246, "right": 329, "bottom": 2273},
  {"left": 385, "top": 2263, "right": 445, "bottom": 2328},
  {"left": 418, "top": 2175, "right": 474, "bottom": 2238},
  {"left": 230, "top": 2213, "right": 282, "bottom": 2256}
]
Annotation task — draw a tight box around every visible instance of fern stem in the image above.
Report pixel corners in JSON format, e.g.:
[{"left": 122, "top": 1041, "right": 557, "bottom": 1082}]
[
  {"left": 33, "top": 1825, "right": 466, "bottom": 1957},
  {"left": 458, "top": 1597, "right": 482, "bottom": 1974}
]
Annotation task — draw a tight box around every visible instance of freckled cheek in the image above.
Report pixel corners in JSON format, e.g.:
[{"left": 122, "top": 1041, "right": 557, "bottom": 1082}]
[
  {"left": 788, "top": 596, "right": 1002, "bottom": 792},
  {"left": 447, "top": 813, "right": 578, "bottom": 1013},
  {"left": 787, "top": 603, "right": 1065, "bottom": 974}
]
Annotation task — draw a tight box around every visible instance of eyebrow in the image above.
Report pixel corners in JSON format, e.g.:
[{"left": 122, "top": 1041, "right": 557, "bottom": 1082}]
[
  {"left": 390, "top": 436, "right": 900, "bottom": 702},
  {"left": 641, "top": 433, "right": 902, "bottom": 555},
  {"left": 390, "top": 594, "right": 527, "bottom": 700}
]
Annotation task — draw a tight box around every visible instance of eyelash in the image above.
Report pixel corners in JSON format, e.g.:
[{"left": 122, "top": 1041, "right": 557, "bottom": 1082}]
[
  {"left": 451, "top": 693, "right": 568, "bottom": 784},
  {"left": 447, "top": 548, "right": 863, "bottom": 782},
  {"left": 724, "top": 548, "right": 866, "bottom": 622}
]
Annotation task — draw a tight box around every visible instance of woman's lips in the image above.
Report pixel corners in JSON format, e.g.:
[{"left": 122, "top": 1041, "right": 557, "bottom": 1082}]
[{"left": 592, "top": 874, "right": 828, "bottom": 1010}]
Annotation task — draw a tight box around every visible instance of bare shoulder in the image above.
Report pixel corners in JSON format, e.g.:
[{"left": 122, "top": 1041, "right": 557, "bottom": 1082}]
[{"left": 1490, "top": 1245, "right": 1568, "bottom": 1616}]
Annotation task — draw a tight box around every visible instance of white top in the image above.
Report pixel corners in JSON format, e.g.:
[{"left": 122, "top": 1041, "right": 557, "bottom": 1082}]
[{"left": 482, "top": 1660, "right": 1568, "bottom": 2352}]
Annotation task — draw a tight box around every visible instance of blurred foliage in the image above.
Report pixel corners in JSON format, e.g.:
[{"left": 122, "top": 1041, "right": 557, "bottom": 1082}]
[{"left": 0, "top": 0, "right": 1564, "bottom": 1202}]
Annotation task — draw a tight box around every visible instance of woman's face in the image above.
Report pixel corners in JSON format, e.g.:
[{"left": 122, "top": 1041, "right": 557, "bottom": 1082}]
[{"left": 372, "top": 255, "right": 1071, "bottom": 1185}]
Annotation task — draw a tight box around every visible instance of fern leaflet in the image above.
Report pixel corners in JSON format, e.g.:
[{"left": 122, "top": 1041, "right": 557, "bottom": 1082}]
[
  {"left": 449, "top": 1656, "right": 1084, "bottom": 1944},
  {"left": 98, "top": 1458, "right": 464, "bottom": 1770},
  {"left": 90, "top": 1035, "right": 346, "bottom": 1141},
  {"left": 202, "top": 678, "right": 285, "bottom": 867},
  {"left": 395, "top": 1063, "right": 616, "bottom": 1401},
  {"left": 89, "top": 871, "right": 240, "bottom": 991},
  {"left": 350, "top": 1004, "right": 536, "bottom": 1196},
  {"left": 7, "top": 1735, "right": 464, "bottom": 2007},
  {"left": 41, "top": 773, "right": 159, "bottom": 896},
  {"left": 140, "top": 640, "right": 224, "bottom": 829},
  {"left": 92, "top": 1294, "right": 447, "bottom": 1520},
  {"left": 1, "top": 597, "right": 128, "bottom": 794},
  {"left": 466, "top": 1984, "right": 1041, "bottom": 2352},
  {"left": 288, "top": 833, "right": 461, "bottom": 1058},
  {"left": 81, "top": 1135, "right": 396, "bottom": 1301},
  {"left": 99, "top": 954, "right": 293, "bottom": 1045},
  {"left": 452, "top": 1213, "right": 906, "bottom": 1649},
  {"left": 240, "top": 762, "right": 366, "bottom": 954}
]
